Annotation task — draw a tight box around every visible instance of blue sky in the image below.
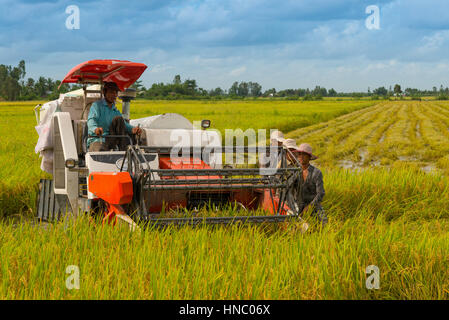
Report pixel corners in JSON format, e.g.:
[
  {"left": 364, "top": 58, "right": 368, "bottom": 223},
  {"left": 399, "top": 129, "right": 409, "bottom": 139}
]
[{"left": 1, "top": 0, "right": 449, "bottom": 92}]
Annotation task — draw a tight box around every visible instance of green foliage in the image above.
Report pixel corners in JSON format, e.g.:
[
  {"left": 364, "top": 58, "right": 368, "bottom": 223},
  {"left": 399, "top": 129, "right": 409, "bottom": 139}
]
[
  {"left": 0, "top": 61, "right": 74, "bottom": 101},
  {"left": 303, "top": 94, "right": 314, "bottom": 101},
  {"left": 0, "top": 60, "right": 25, "bottom": 100},
  {"left": 394, "top": 84, "right": 402, "bottom": 95},
  {"left": 1, "top": 61, "right": 449, "bottom": 102},
  {"left": 328, "top": 88, "right": 337, "bottom": 97},
  {"left": 227, "top": 81, "right": 262, "bottom": 97},
  {"left": 373, "top": 86, "right": 388, "bottom": 97}
]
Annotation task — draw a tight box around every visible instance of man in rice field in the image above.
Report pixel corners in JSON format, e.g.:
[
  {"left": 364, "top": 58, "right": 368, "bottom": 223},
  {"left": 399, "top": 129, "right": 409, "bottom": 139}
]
[
  {"left": 87, "top": 81, "right": 142, "bottom": 151},
  {"left": 283, "top": 140, "right": 328, "bottom": 226},
  {"left": 259, "top": 130, "right": 285, "bottom": 169}
]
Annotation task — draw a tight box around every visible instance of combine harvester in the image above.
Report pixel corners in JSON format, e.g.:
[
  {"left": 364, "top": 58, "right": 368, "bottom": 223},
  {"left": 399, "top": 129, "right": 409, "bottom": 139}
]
[{"left": 34, "top": 59, "right": 305, "bottom": 228}]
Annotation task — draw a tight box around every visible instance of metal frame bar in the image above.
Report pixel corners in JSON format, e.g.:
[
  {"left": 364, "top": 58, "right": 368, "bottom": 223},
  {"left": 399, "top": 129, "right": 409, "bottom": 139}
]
[
  {"left": 143, "top": 214, "right": 301, "bottom": 227},
  {"left": 138, "top": 145, "right": 284, "bottom": 154},
  {"left": 152, "top": 168, "right": 298, "bottom": 176}
]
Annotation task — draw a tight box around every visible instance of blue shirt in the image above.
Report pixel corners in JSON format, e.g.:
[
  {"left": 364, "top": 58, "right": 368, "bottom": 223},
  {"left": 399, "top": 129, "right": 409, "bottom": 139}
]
[{"left": 87, "top": 99, "right": 134, "bottom": 148}]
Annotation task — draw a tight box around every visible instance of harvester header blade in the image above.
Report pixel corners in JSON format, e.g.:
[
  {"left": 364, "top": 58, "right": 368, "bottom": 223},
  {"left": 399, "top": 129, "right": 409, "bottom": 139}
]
[{"left": 144, "top": 214, "right": 303, "bottom": 227}]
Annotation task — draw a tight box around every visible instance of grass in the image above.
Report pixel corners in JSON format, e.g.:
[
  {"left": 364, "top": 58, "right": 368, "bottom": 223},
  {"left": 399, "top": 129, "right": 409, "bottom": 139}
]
[{"left": 1, "top": 167, "right": 448, "bottom": 299}]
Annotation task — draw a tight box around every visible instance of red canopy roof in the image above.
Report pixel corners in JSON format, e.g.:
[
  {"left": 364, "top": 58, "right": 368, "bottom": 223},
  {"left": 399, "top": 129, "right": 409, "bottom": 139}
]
[{"left": 60, "top": 59, "right": 148, "bottom": 91}]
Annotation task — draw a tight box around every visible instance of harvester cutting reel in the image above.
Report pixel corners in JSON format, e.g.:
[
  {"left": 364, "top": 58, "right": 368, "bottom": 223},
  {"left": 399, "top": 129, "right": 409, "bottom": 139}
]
[{"left": 88, "top": 144, "right": 306, "bottom": 228}]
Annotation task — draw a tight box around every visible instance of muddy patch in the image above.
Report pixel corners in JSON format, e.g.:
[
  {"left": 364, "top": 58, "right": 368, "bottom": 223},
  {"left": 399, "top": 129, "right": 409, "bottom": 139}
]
[
  {"left": 337, "top": 149, "right": 440, "bottom": 175},
  {"left": 338, "top": 159, "right": 358, "bottom": 169},
  {"left": 337, "top": 148, "right": 377, "bottom": 169},
  {"left": 398, "top": 156, "right": 419, "bottom": 161},
  {"left": 421, "top": 164, "right": 439, "bottom": 174}
]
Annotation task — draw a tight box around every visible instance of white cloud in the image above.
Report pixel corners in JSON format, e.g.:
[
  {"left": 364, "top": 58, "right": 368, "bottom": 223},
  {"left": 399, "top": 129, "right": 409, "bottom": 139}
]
[{"left": 229, "top": 66, "right": 246, "bottom": 77}]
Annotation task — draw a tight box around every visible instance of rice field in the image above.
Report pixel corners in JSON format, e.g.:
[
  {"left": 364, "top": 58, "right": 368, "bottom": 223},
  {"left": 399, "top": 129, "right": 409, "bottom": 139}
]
[
  {"left": 130, "top": 99, "right": 376, "bottom": 135},
  {"left": 288, "top": 101, "right": 449, "bottom": 174},
  {"left": 2, "top": 167, "right": 448, "bottom": 299},
  {"left": 1, "top": 99, "right": 449, "bottom": 300}
]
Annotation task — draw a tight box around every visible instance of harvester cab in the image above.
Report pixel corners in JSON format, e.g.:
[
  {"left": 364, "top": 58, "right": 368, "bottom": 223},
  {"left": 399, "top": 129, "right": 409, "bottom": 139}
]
[{"left": 35, "top": 59, "right": 304, "bottom": 228}]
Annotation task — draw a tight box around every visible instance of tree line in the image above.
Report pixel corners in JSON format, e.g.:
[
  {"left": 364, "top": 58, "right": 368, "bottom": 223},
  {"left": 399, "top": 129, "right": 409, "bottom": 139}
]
[
  {"left": 1, "top": 60, "right": 449, "bottom": 101},
  {"left": 0, "top": 60, "right": 74, "bottom": 101}
]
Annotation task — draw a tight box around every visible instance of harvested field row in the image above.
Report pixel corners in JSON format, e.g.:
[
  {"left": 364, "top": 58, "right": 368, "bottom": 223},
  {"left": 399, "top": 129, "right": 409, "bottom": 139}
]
[{"left": 288, "top": 101, "right": 449, "bottom": 173}]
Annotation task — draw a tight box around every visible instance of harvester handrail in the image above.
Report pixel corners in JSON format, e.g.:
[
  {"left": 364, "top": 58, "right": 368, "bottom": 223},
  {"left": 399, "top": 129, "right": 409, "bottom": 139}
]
[
  {"left": 152, "top": 168, "right": 298, "bottom": 176},
  {"left": 138, "top": 145, "right": 285, "bottom": 154}
]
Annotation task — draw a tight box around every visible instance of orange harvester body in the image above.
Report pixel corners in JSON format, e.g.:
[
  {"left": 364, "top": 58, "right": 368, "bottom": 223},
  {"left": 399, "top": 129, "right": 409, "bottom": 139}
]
[{"left": 88, "top": 172, "right": 133, "bottom": 224}]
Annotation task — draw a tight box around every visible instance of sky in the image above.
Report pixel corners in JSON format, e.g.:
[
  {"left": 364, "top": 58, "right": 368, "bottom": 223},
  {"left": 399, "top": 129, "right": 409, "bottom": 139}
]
[{"left": 1, "top": 0, "right": 449, "bottom": 92}]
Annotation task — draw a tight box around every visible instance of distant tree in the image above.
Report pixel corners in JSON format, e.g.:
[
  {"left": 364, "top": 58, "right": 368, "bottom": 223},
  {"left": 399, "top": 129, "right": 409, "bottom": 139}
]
[
  {"left": 209, "top": 87, "right": 224, "bottom": 96},
  {"left": 328, "top": 88, "right": 337, "bottom": 97},
  {"left": 394, "top": 84, "right": 402, "bottom": 96},
  {"left": 229, "top": 82, "right": 239, "bottom": 96},
  {"left": 248, "top": 82, "right": 262, "bottom": 97},
  {"left": 183, "top": 79, "right": 197, "bottom": 95},
  {"left": 237, "top": 82, "right": 249, "bottom": 97},
  {"left": 312, "top": 85, "right": 327, "bottom": 97},
  {"left": 373, "top": 86, "right": 388, "bottom": 96},
  {"left": 264, "top": 88, "right": 276, "bottom": 97},
  {"left": 173, "top": 75, "right": 181, "bottom": 85},
  {"left": 404, "top": 88, "right": 420, "bottom": 97},
  {"left": 130, "top": 80, "right": 143, "bottom": 91},
  {"left": 0, "top": 60, "right": 26, "bottom": 100},
  {"left": 297, "top": 89, "right": 306, "bottom": 97}
]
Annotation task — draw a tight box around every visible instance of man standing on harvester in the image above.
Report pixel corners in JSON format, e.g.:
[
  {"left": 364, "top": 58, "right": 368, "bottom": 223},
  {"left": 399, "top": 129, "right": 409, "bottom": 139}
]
[{"left": 87, "top": 81, "right": 142, "bottom": 151}]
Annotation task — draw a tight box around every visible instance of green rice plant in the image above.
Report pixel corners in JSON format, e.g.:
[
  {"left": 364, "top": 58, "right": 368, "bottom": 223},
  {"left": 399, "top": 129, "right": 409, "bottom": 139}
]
[
  {"left": 2, "top": 100, "right": 449, "bottom": 300},
  {"left": 1, "top": 167, "right": 448, "bottom": 300}
]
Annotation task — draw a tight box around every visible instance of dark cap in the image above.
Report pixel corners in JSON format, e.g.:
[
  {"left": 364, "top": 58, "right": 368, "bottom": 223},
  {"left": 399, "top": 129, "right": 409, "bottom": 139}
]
[{"left": 103, "top": 81, "right": 119, "bottom": 92}]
